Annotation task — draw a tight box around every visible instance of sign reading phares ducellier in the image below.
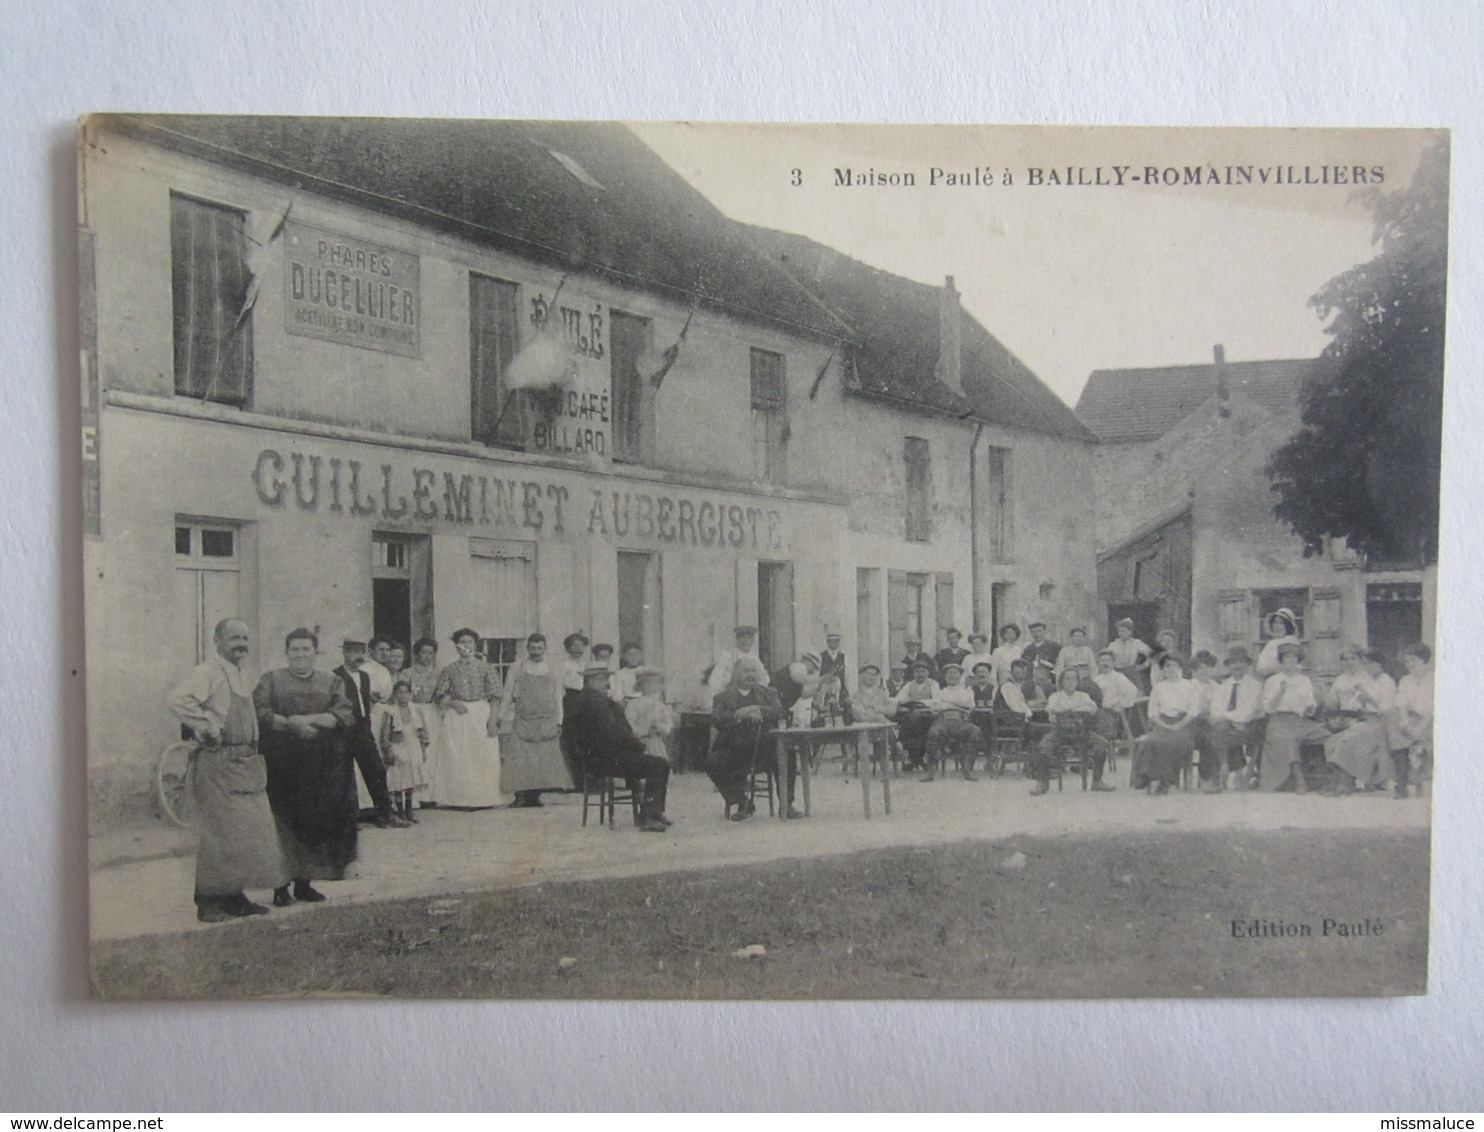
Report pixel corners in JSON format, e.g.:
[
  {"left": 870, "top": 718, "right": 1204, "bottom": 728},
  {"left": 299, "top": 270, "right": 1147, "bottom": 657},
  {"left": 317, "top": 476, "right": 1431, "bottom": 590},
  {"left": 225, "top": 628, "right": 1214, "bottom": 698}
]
[{"left": 283, "top": 222, "right": 420, "bottom": 358}]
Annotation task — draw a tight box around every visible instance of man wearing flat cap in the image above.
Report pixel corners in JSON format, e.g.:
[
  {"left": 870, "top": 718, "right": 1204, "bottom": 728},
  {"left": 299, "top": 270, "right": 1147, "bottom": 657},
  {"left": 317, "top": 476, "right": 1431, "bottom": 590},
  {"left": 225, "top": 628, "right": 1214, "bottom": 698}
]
[
  {"left": 564, "top": 665, "right": 671, "bottom": 831},
  {"left": 706, "top": 624, "right": 766, "bottom": 700}
]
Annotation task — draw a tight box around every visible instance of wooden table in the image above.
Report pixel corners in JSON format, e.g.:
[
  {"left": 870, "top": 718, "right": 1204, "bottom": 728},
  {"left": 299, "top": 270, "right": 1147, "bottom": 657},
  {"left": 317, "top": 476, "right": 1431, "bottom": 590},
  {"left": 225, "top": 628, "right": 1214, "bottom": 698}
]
[{"left": 771, "top": 722, "right": 896, "bottom": 819}]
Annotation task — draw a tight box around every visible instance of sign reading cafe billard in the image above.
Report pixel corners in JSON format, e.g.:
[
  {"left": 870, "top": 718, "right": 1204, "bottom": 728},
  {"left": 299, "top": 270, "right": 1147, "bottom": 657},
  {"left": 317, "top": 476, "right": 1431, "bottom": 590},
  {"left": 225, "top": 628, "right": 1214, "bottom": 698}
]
[
  {"left": 527, "top": 288, "right": 611, "bottom": 459},
  {"left": 283, "top": 222, "right": 421, "bottom": 358}
]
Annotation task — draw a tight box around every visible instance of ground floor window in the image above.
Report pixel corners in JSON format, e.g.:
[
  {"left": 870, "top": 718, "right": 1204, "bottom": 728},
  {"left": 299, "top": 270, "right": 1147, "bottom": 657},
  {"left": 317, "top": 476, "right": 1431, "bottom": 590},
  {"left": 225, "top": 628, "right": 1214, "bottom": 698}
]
[
  {"left": 173, "top": 518, "right": 246, "bottom": 666},
  {"left": 757, "top": 561, "right": 795, "bottom": 673},
  {"left": 617, "top": 550, "right": 662, "bottom": 662}
]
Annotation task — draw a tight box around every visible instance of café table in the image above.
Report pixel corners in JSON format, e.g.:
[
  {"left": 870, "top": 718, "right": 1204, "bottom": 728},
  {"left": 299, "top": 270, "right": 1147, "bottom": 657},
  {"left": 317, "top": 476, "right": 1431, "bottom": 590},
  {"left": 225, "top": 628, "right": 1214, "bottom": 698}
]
[{"left": 770, "top": 722, "right": 896, "bottom": 819}]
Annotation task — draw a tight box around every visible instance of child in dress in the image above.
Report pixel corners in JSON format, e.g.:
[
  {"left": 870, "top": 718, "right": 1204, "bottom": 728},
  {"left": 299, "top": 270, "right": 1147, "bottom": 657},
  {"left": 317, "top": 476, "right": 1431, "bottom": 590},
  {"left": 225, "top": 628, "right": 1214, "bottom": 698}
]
[
  {"left": 379, "top": 680, "right": 429, "bottom": 822},
  {"left": 624, "top": 669, "right": 675, "bottom": 765}
]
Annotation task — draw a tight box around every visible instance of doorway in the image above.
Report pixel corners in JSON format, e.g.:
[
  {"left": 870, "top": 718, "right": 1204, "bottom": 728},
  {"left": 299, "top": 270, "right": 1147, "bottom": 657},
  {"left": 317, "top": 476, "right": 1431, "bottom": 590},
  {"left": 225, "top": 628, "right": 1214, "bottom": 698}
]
[
  {"left": 757, "top": 561, "right": 795, "bottom": 673},
  {"left": 1367, "top": 582, "right": 1423, "bottom": 673},
  {"left": 371, "top": 534, "right": 432, "bottom": 651},
  {"left": 1106, "top": 601, "right": 1161, "bottom": 649}
]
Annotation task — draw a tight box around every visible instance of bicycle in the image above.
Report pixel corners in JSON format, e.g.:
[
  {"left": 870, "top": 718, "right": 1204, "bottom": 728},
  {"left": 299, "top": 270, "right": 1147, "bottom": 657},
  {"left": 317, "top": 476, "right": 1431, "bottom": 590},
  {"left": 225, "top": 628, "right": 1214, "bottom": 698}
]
[{"left": 155, "top": 737, "right": 199, "bottom": 830}]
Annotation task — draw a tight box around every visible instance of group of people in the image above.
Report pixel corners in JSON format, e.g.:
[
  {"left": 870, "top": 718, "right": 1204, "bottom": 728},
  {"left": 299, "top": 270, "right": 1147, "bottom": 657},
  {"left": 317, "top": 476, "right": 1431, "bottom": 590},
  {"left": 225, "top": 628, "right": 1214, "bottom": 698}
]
[
  {"left": 169, "top": 620, "right": 677, "bottom": 922},
  {"left": 698, "top": 612, "right": 1435, "bottom": 806},
  {"left": 168, "top": 609, "right": 1435, "bottom": 923}
]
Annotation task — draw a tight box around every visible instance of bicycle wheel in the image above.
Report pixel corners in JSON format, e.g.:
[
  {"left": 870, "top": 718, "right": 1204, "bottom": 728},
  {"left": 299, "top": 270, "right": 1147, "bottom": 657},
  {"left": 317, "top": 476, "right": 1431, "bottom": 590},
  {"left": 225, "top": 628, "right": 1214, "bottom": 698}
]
[{"left": 156, "top": 741, "right": 198, "bottom": 829}]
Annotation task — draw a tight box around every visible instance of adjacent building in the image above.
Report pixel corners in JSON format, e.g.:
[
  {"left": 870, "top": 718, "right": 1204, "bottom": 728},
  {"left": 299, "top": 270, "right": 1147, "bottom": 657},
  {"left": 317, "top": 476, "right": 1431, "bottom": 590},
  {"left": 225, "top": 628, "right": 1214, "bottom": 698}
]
[
  {"left": 80, "top": 115, "right": 1097, "bottom": 814},
  {"left": 1076, "top": 348, "right": 1435, "bottom": 676}
]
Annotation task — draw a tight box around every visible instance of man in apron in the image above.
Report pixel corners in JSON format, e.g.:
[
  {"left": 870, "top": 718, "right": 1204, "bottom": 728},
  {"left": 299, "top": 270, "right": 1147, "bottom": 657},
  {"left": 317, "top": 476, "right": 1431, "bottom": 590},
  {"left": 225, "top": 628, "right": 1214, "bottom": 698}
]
[
  {"left": 499, "top": 632, "right": 574, "bottom": 807},
  {"left": 168, "top": 618, "right": 287, "bottom": 923}
]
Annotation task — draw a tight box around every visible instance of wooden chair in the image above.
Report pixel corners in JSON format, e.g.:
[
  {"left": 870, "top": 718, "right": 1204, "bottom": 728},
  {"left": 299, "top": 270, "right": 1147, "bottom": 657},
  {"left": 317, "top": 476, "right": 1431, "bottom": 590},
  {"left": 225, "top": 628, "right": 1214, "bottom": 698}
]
[
  {"left": 580, "top": 767, "right": 640, "bottom": 830},
  {"left": 723, "top": 751, "right": 777, "bottom": 819}
]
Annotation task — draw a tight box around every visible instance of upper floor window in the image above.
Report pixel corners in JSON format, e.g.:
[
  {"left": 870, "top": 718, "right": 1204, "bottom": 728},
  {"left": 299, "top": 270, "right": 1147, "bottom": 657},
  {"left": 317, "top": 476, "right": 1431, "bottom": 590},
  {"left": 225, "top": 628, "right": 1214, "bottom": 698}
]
[
  {"left": 611, "top": 311, "right": 654, "bottom": 464},
  {"left": 470, "top": 273, "right": 525, "bottom": 448},
  {"left": 904, "top": 436, "right": 931, "bottom": 541},
  {"left": 750, "top": 347, "right": 788, "bottom": 483},
  {"left": 170, "top": 193, "right": 253, "bottom": 405}
]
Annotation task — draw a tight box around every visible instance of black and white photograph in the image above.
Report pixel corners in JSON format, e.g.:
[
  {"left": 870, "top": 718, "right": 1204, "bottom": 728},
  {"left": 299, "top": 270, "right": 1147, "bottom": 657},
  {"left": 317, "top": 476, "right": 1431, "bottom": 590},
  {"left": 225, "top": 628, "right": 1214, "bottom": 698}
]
[{"left": 80, "top": 116, "right": 1444, "bottom": 1001}]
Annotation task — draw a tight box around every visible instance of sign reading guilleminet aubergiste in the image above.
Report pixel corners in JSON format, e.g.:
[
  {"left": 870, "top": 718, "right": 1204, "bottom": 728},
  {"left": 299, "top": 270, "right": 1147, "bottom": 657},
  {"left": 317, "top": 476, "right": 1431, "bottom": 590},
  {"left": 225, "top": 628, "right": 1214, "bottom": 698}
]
[{"left": 283, "top": 222, "right": 420, "bottom": 357}]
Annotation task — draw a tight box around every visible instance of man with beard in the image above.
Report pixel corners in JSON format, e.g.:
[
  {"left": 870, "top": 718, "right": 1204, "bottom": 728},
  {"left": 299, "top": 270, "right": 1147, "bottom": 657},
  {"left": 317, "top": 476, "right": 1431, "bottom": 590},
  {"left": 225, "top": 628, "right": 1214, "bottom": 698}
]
[
  {"left": 168, "top": 618, "right": 286, "bottom": 922},
  {"left": 254, "top": 628, "right": 358, "bottom": 905},
  {"left": 707, "top": 656, "right": 788, "bottom": 820}
]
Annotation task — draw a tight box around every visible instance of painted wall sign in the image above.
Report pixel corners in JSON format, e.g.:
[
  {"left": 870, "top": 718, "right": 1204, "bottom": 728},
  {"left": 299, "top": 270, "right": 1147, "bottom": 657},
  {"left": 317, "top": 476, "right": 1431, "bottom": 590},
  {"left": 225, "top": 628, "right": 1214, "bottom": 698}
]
[
  {"left": 283, "top": 222, "right": 420, "bottom": 358},
  {"left": 527, "top": 289, "right": 608, "bottom": 458},
  {"left": 249, "top": 446, "right": 789, "bottom": 553}
]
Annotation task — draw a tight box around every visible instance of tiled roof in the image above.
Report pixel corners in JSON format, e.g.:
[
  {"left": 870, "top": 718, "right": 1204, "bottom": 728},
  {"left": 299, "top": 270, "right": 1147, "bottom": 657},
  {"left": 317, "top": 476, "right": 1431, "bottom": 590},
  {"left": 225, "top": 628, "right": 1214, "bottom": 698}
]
[
  {"left": 99, "top": 115, "right": 852, "bottom": 343},
  {"left": 745, "top": 226, "right": 1096, "bottom": 440},
  {"left": 1075, "top": 357, "right": 1331, "bottom": 443}
]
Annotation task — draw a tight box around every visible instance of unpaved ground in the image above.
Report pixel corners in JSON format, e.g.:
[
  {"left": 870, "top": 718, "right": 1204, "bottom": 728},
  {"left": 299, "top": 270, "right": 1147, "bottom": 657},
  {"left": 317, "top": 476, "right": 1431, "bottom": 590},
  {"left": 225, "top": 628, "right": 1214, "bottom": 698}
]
[
  {"left": 90, "top": 827, "right": 1429, "bottom": 1000},
  {"left": 90, "top": 768, "right": 1431, "bottom": 944}
]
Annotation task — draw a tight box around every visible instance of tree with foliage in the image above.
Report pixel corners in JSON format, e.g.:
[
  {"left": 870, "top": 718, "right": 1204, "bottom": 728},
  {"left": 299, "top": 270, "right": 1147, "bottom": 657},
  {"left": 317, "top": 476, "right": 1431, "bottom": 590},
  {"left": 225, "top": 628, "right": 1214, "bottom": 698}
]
[{"left": 1268, "top": 136, "right": 1449, "bottom": 565}]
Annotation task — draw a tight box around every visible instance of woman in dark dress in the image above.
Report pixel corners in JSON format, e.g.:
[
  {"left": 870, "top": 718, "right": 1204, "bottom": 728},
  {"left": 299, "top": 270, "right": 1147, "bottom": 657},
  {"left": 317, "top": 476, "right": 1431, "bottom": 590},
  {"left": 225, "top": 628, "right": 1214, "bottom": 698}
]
[{"left": 253, "top": 627, "right": 358, "bottom": 905}]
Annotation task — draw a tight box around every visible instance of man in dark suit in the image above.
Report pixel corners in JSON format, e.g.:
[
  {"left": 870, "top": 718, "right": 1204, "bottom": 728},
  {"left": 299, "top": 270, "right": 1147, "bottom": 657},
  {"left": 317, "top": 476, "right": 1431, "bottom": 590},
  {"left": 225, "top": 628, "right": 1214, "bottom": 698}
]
[
  {"left": 333, "top": 637, "right": 403, "bottom": 829},
  {"left": 563, "top": 665, "right": 670, "bottom": 832},
  {"left": 1020, "top": 622, "right": 1062, "bottom": 673}
]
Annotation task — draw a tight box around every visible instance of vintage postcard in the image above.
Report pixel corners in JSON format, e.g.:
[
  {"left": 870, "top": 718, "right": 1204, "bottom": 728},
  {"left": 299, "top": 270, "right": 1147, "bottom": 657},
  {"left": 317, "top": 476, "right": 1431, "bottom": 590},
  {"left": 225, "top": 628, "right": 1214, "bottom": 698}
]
[{"left": 81, "top": 118, "right": 1442, "bottom": 999}]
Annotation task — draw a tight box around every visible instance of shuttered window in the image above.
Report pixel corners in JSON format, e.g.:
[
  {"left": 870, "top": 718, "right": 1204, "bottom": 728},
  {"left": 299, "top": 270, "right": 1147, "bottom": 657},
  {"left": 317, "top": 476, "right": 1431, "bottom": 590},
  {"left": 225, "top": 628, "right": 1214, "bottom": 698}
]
[
  {"left": 1216, "top": 590, "right": 1249, "bottom": 640},
  {"left": 1308, "top": 588, "right": 1343, "bottom": 638},
  {"left": 170, "top": 193, "right": 253, "bottom": 405},
  {"left": 751, "top": 348, "right": 787, "bottom": 483},
  {"left": 470, "top": 273, "right": 525, "bottom": 448},
  {"left": 612, "top": 311, "right": 653, "bottom": 463},
  {"left": 905, "top": 436, "right": 931, "bottom": 541}
]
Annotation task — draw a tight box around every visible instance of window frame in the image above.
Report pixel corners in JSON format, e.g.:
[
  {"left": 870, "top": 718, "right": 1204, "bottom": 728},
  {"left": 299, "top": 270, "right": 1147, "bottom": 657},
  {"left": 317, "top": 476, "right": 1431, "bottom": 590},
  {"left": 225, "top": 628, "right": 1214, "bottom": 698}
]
[{"left": 169, "top": 191, "right": 254, "bottom": 407}]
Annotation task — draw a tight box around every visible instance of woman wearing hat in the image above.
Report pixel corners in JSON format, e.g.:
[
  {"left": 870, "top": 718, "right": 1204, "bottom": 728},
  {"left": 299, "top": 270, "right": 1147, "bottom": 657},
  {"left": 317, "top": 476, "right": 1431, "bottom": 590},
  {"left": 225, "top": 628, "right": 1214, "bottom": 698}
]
[
  {"left": 1255, "top": 608, "right": 1303, "bottom": 677},
  {"left": 430, "top": 628, "right": 503, "bottom": 809},
  {"left": 1257, "top": 641, "right": 1330, "bottom": 792}
]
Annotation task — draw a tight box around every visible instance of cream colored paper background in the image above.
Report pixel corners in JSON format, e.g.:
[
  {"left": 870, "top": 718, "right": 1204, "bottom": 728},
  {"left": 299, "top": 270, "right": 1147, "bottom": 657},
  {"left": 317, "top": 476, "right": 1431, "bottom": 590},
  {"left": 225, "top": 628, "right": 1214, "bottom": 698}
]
[{"left": 4, "top": 0, "right": 1481, "bottom": 1111}]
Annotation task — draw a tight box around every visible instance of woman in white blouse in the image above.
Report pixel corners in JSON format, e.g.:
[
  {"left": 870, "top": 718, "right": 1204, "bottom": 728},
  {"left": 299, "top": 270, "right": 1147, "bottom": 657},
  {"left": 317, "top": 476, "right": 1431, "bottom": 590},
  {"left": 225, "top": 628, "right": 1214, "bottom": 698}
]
[
  {"left": 1134, "top": 655, "right": 1200, "bottom": 794},
  {"left": 1323, "top": 648, "right": 1397, "bottom": 792},
  {"left": 1387, "top": 643, "right": 1434, "bottom": 798},
  {"left": 1257, "top": 642, "right": 1330, "bottom": 793}
]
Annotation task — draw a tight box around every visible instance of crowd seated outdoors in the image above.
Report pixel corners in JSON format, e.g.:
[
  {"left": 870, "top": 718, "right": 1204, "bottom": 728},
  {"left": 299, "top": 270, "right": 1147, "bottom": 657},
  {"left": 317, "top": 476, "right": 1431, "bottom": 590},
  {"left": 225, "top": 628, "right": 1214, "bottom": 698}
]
[{"left": 167, "top": 609, "right": 1434, "bottom": 921}]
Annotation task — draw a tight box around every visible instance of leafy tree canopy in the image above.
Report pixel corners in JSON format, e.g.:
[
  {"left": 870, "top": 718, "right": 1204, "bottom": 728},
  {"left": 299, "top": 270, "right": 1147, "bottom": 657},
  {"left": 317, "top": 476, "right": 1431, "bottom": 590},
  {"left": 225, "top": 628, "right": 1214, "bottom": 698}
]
[{"left": 1267, "top": 135, "right": 1448, "bottom": 565}]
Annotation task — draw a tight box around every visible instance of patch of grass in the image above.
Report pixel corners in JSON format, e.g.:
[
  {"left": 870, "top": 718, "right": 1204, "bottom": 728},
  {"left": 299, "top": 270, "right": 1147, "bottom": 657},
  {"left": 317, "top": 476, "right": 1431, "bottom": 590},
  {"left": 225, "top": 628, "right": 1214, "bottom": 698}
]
[{"left": 90, "top": 828, "right": 1428, "bottom": 1000}]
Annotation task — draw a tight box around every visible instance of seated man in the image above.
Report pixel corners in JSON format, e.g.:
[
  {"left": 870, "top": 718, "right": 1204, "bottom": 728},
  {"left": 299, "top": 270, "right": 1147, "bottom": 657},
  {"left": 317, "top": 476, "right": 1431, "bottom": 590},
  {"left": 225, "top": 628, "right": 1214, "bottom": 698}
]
[
  {"left": 1206, "top": 646, "right": 1264, "bottom": 789},
  {"left": 921, "top": 662, "right": 984, "bottom": 782},
  {"left": 1031, "top": 669, "right": 1114, "bottom": 795},
  {"left": 563, "top": 664, "right": 671, "bottom": 832},
  {"left": 890, "top": 659, "right": 940, "bottom": 772},
  {"left": 851, "top": 662, "right": 899, "bottom": 767},
  {"left": 707, "top": 656, "right": 791, "bottom": 820}
]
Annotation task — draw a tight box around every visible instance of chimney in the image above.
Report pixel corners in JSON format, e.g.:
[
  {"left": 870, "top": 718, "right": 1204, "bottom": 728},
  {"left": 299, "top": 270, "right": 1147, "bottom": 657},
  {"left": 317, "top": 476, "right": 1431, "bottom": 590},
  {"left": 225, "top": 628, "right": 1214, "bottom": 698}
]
[
  {"left": 936, "top": 275, "right": 964, "bottom": 395},
  {"left": 1214, "top": 343, "right": 1230, "bottom": 417}
]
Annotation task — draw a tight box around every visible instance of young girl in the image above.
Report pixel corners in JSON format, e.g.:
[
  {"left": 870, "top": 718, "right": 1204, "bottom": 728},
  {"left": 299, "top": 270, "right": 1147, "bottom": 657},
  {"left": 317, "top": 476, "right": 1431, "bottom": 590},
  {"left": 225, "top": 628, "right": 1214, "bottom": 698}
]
[
  {"left": 379, "top": 680, "right": 429, "bottom": 822},
  {"left": 624, "top": 669, "right": 675, "bottom": 764}
]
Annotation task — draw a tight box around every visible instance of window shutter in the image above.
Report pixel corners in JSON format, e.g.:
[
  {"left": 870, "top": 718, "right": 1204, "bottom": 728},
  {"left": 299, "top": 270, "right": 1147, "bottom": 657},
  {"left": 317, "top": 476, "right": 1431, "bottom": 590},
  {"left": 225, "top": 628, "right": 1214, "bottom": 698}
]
[
  {"left": 887, "top": 570, "right": 909, "bottom": 662},
  {"left": 1217, "top": 590, "right": 1249, "bottom": 640},
  {"left": 1309, "top": 588, "right": 1343, "bottom": 638},
  {"left": 171, "top": 194, "right": 253, "bottom": 405}
]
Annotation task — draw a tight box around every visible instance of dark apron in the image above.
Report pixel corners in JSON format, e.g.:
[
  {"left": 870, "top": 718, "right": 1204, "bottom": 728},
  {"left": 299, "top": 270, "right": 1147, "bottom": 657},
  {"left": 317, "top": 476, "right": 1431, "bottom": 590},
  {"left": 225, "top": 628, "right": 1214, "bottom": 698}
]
[{"left": 191, "top": 689, "right": 285, "bottom": 897}]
